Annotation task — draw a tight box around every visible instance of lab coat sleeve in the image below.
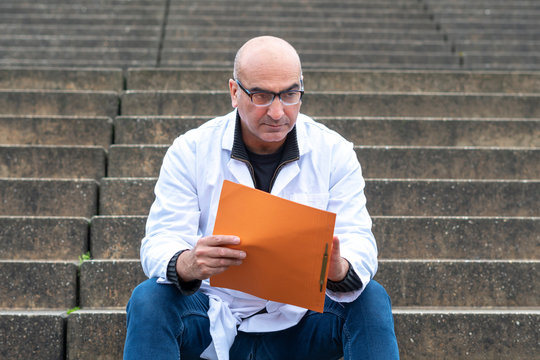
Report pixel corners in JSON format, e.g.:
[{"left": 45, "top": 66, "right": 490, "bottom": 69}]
[
  {"left": 325, "top": 139, "right": 378, "bottom": 302},
  {"left": 140, "top": 134, "right": 202, "bottom": 283}
]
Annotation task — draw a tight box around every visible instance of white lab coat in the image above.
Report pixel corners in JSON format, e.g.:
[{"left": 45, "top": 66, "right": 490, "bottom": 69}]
[{"left": 141, "top": 110, "right": 378, "bottom": 359}]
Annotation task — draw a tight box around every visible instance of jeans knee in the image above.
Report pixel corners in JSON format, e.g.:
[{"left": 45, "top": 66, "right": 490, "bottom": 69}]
[{"left": 127, "top": 279, "right": 176, "bottom": 317}]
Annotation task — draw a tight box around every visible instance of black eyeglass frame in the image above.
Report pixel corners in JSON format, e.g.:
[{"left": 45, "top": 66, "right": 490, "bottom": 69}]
[{"left": 235, "top": 79, "right": 304, "bottom": 107}]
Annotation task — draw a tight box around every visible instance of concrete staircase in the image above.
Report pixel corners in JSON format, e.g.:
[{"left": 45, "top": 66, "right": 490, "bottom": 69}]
[
  {"left": 1, "top": 0, "right": 539, "bottom": 359},
  {"left": 1, "top": 67, "right": 538, "bottom": 359}
]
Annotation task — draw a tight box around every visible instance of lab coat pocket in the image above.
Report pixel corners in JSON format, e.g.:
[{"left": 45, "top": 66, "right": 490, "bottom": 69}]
[{"left": 289, "top": 193, "right": 330, "bottom": 211}]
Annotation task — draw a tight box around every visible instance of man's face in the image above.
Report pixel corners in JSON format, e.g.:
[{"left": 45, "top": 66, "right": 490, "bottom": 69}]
[{"left": 229, "top": 64, "right": 302, "bottom": 154}]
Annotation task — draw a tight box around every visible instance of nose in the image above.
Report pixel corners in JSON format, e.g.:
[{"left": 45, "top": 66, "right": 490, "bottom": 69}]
[{"left": 266, "top": 96, "right": 285, "bottom": 120}]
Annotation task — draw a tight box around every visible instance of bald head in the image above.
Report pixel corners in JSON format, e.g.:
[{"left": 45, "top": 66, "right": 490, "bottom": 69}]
[{"left": 233, "top": 36, "right": 302, "bottom": 82}]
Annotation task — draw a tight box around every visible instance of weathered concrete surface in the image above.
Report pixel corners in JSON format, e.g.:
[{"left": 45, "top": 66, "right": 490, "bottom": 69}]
[
  {"left": 98, "top": 178, "right": 540, "bottom": 217},
  {"left": 0, "top": 217, "right": 88, "bottom": 260},
  {"left": 79, "top": 260, "right": 146, "bottom": 308},
  {"left": 374, "top": 217, "right": 540, "bottom": 260},
  {"left": 0, "top": 90, "right": 119, "bottom": 117},
  {"left": 0, "top": 261, "right": 77, "bottom": 308},
  {"left": 0, "top": 145, "right": 106, "bottom": 179},
  {"left": 0, "top": 311, "right": 66, "bottom": 359},
  {"left": 0, "top": 116, "right": 113, "bottom": 147},
  {"left": 394, "top": 309, "right": 540, "bottom": 359},
  {"left": 377, "top": 260, "right": 538, "bottom": 307},
  {"left": 106, "top": 145, "right": 540, "bottom": 179},
  {"left": 66, "top": 310, "right": 126, "bottom": 360},
  {"left": 0, "top": 68, "right": 123, "bottom": 91},
  {"left": 107, "top": 145, "right": 166, "bottom": 178},
  {"left": 113, "top": 116, "right": 540, "bottom": 147},
  {"left": 89, "top": 216, "right": 540, "bottom": 261},
  {"left": 113, "top": 116, "right": 210, "bottom": 144},
  {"left": 90, "top": 216, "right": 146, "bottom": 259},
  {"left": 63, "top": 309, "right": 540, "bottom": 360},
  {"left": 121, "top": 91, "right": 540, "bottom": 118},
  {"left": 0, "top": 179, "right": 98, "bottom": 217}
]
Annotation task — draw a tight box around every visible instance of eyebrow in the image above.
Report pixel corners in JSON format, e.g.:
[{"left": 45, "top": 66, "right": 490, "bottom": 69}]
[{"left": 249, "top": 83, "right": 301, "bottom": 93}]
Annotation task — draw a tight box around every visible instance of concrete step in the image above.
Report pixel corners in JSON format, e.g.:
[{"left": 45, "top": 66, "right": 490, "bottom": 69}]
[
  {"left": 462, "top": 53, "right": 540, "bottom": 67},
  {"left": 160, "top": 50, "right": 459, "bottom": 67},
  {"left": 165, "top": 16, "right": 438, "bottom": 30},
  {"left": 0, "top": 217, "right": 88, "bottom": 260},
  {"left": 0, "top": 179, "right": 98, "bottom": 217},
  {"left": 167, "top": 7, "right": 431, "bottom": 19},
  {"left": 0, "top": 310, "right": 66, "bottom": 359},
  {"left": 121, "top": 91, "right": 540, "bottom": 118},
  {"left": 79, "top": 260, "right": 146, "bottom": 308},
  {"left": 107, "top": 145, "right": 540, "bottom": 180},
  {"left": 0, "top": 260, "right": 77, "bottom": 309},
  {"left": 0, "top": 58, "right": 156, "bottom": 67},
  {"left": 90, "top": 215, "right": 146, "bottom": 259},
  {"left": 113, "top": 116, "right": 539, "bottom": 147},
  {"left": 164, "top": 26, "right": 445, "bottom": 42},
  {"left": 89, "top": 215, "right": 539, "bottom": 261},
  {"left": 76, "top": 68, "right": 540, "bottom": 93},
  {"left": 454, "top": 40, "right": 540, "bottom": 53},
  {"left": 162, "top": 38, "right": 452, "bottom": 53},
  {"left": 0, "top": 116, "right": 113, "bottom": 147},
  {"left": 0, "top": 24, "right": 161, "bottom": 37},
  {"left": 448, "top": 30, "right": 540, "bottom": 42},
  {"left": 439, "top": 20, "right": 540, "bottom": 32},
  {"left": 0, "top": 68, "right": 123, "bottom": 91},
  {"left": 0, "top": 36, "right": 159, "bottom": 49},
  {"left": 378, "top": 260, "right": 538, "bottom": 307},
  {"left": 99, "top": 178, "right": 540, "bottom": 217},
  {"left": 61, "top": 308, "right": 540, "bottom": 359},
  {"left": 0, "top": 145, "right": 106, "bottom": 179},
  {"left": 167, "top": 0, "right": 426, "bottom": 10},
  {"left": 76, "top": 259, "right": 538, "bottom": 308},
  {"left": 0, "top": 14, "right": 163, "bottom": 26},
  {"left": 0, "top": 90, "right": 118, "bottom": 116},
  {"left": 0, "top": 4, "right": 165, "bottom": 15},
  {"left": 0, "top": 47, "right": 158, "bottom": 62},
  {"left": 426, "top": 1, "right": 540, "bottom": 10}
]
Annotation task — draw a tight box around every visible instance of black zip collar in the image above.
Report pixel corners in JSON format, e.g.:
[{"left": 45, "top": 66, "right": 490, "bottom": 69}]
[{"left": 231, "top": 113, "right": 300, "bottom": 191}]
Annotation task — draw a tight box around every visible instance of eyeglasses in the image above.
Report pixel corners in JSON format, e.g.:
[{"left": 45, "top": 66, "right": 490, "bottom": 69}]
[{"left": 235, "top": 79, "right": 304, "bottom": 107}]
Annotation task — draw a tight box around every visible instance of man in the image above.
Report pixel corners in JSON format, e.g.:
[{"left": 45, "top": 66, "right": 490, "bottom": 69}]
[{"left": 124, "top": 36, "right": 399, "bottom": 360}]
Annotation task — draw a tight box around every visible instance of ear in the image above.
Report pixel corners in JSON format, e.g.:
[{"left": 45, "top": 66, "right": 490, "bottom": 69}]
[{"left": 229, "top": 79, "right": 239, "bottom": 108}]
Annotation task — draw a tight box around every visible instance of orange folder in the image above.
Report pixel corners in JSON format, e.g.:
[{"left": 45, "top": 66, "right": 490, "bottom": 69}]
[{"left": 210, "top": 180, "right": 336, "bottom": 312}]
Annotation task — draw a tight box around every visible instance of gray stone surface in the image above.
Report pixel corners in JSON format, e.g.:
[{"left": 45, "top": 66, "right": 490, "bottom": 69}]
[
  {"left": 374, "top": 217, "right": 540, "bottom": 260},
  {"left": 0, "top": 261, "right": 77, "bottom": 308},
  {"left": 0, "top": 90, "right": 119, "bottom": 117},
  {"left": 79, "top": 260, "right": 146, "bottom": 308},
  {"left": 0, "top": 145, "right": 106, "bottom": 179},
  {"left": 106, "top": 145, "right": 540, "bottom": 180},
  {"left": 113, "top": 116, "right": 540, "bottom": 147},
  {"left": 114, "top": 116, "right": 210, "bottom": 144},
  {"left": 0, "top": 116, "right": 113, "bottom": 147},
  {"left": 66, "top": 310, "right": 126, "bottom": 360},
  {"left": 316, "top": 118, "right": 540, "bottom": 147},
  {"left": 0, "top": 68, "right": 123, "bottom": 91},
  {"left": 130, "top": 68, "right": 540, "bottom": 93},
  {"left": 121, "top": 91, "right": 540, "bottom": 118},
  {"left": 0, "top": 311, "right": 66, "bottom": 359},
  {"left": 0, "top": 217, "right": 88, "bottom": 260},
  {"left": 355, "top": 147, "right": 540, "bottom": 180},
  {"left": 62, "top": 309, "right": 540, "bottom": 359},
  {"left": 90, "top": 216, "right": 146, "bottom": 259},
  {"left": 88, "top": 216, "right": 540, "bottom": 261},
  {"left": 107, "top": 145, "right": 166, "bottom": 178},
  {"left": 0, "top": 179, "right": 98, "bottom": 217},
  {"left": 366, "top": 179, "right": 539, "bottom": 217},
  {"left": 98, "top": 178, "right": 540, "bottom": 217},
  {"left": 394, "top": 309, "right": 540, "bottom": 359},
  {"left": 378, "top": 260, "right": 538, "bottom": 307}
]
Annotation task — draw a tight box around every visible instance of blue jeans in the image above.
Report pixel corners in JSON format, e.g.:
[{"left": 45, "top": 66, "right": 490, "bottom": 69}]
[{"left": 124, "top": 279, "right": 399, "bottom": 360}]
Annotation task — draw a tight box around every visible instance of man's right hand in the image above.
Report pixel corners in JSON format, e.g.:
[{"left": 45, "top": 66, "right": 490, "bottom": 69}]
[{"left": 176, "top": 235, "right": 246, "bottom": 282}]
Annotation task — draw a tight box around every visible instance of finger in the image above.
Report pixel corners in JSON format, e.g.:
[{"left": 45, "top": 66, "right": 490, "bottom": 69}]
[
  {"left": 201, "top": 235, "right": 241, "bottom": 247},
  {"left": 331, "top": 235, "right": 340, "bottom": 259}
]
